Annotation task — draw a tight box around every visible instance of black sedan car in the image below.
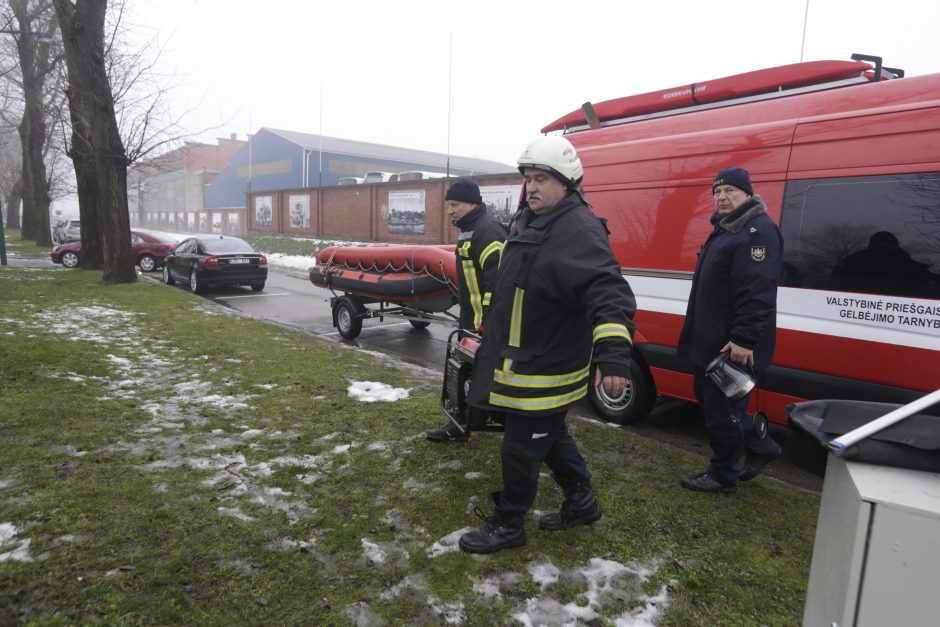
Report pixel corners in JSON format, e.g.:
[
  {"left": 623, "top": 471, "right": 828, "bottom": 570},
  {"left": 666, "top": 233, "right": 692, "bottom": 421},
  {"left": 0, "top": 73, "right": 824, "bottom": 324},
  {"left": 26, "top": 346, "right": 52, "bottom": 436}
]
[{"left": 162, "top": 236, "right": 267, "bottom": 293}]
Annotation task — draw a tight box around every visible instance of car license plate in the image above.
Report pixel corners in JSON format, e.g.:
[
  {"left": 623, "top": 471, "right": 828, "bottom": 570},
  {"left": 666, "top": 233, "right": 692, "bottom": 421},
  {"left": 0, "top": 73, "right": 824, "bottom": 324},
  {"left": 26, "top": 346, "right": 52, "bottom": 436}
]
[{"left": 229, "top": 258, "right": 250, "bottom": 264}]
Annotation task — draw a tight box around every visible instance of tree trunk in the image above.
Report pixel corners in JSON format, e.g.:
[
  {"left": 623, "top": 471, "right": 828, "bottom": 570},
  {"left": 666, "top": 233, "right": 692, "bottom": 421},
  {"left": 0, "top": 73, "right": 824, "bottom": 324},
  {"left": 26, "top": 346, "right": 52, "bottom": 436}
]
[
  {"left": 11, "top": 0, "right": 54, "bottom": 247},
  {"left": 53, "top": 0, "right": 135, "bottom": 284},
  {"left": 6, "top": 177, "right": 23, "bottom": 230},
  {"left": 16, "top": 97, "right": 51, "bottom": 245}
]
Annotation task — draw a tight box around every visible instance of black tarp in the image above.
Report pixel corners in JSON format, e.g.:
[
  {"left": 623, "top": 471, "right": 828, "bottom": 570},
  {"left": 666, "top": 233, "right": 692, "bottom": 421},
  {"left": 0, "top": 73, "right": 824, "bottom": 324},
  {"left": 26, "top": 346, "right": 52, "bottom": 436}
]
[{"left": 788, "top": 399, "right": 940, "bottom": 473}]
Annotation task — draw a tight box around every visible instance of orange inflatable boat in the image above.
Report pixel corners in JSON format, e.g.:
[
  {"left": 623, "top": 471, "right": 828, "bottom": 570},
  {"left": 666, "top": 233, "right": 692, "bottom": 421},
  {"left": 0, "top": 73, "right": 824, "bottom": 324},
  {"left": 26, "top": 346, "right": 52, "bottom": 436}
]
[{"left": 309, "top": 243, "right": 458, "bottom": 313}]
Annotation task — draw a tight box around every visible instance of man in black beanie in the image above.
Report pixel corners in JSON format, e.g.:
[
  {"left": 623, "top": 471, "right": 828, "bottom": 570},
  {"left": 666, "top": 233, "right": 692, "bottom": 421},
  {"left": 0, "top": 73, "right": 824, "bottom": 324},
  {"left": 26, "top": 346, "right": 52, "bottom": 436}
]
[
  {"left": 677, "top": 166, "right": 783, "bottom": 492},
  {"left": 426, "top": 177, "right": 507, "bottom": 442}
]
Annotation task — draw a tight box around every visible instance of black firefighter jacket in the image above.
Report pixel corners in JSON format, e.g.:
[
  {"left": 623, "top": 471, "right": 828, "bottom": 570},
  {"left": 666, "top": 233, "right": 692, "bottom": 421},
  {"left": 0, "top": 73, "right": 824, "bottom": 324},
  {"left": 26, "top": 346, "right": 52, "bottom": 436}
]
[
  {"left": 467, "top": 191, "right": 637, "bottom": 416},
  {"left": 454, "top": 204, "right": 507, "bottom": 331},
  {"left": 677, "top": 195, "right": 783, "bottom": 372}
]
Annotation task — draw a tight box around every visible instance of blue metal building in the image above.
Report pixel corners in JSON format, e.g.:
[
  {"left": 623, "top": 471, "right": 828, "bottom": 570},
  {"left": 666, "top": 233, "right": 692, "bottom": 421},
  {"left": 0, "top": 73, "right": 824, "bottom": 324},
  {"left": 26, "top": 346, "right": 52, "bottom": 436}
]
[{"left": 204, "top": 128, "right": 513, "bottom": 209}]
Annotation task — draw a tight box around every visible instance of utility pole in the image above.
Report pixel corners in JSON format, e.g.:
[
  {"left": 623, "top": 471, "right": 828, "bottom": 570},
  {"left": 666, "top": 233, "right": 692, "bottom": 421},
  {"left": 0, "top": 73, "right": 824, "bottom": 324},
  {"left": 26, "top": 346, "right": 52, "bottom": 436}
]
[
  {"left": 446, "top": 33, "right": 453, "bottom": 178},
  {"left": 800, "top": 0, "right": 810, "bottom": 62}
]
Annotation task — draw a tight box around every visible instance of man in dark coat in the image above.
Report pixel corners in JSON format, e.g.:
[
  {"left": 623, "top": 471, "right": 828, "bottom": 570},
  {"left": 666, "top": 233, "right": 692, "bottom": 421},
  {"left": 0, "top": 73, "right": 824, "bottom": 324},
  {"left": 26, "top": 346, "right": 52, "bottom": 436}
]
[
  {"left": 677, "top": 166, "right": 783, "bottom": 493},
  {"left": 427, "top": 178, "right": 507, "bottom": 442},
  {"left": 458, "top": 136, "right": 637, "bottom": 554}
]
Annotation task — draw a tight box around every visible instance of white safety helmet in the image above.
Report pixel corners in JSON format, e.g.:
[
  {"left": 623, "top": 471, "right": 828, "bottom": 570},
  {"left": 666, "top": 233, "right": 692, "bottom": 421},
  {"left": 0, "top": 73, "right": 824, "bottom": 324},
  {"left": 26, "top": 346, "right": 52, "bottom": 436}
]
[{"left": 517, "top": 135, "right": 584, "bottom": 185}]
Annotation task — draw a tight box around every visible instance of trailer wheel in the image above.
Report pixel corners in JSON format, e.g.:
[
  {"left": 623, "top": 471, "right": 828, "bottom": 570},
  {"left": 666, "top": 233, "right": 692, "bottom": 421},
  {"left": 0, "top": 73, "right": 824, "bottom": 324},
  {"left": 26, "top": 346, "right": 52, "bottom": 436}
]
[
  {"left": 409, "top": 320, "right": 431, "bottom": 329},
  {"left": 588, "top": 356, "right": 656, "bottom": 425},
  {"left": 334, "top": 296, "right": 363, "bottom": 340}
]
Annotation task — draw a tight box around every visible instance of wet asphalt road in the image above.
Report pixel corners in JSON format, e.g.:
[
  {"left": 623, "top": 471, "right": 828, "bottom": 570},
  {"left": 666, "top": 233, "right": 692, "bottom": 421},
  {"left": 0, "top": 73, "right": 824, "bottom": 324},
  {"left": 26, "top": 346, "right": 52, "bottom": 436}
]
[{"left": 155, "top": 265, "right": 827, "bottom": 493}]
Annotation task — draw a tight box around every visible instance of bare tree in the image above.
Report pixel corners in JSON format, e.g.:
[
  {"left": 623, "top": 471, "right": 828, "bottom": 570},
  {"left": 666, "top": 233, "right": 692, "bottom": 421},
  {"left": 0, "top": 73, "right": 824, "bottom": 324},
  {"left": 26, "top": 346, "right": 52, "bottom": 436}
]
[
  {"left": 0, "top": 85, "right": 23, "bottom": 228},
  {"left": 6, "top": 0, "right": 58, "bottom": 246},
  {"left": 53, "top": 0, "right": 134, "bottom": 283}
]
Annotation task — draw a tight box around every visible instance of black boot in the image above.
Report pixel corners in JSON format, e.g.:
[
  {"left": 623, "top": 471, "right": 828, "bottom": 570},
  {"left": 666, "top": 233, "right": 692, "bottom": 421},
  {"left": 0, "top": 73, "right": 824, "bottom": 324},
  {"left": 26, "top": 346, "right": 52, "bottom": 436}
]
[
  {"left": 538, "top": 479, "right": 602, "bottom": 531},
  {"left": 426, "top": 420, "right": 470, "bottom": 443},
  {"left": 459, "top": 492, "right": 526, "bottom": 554}
]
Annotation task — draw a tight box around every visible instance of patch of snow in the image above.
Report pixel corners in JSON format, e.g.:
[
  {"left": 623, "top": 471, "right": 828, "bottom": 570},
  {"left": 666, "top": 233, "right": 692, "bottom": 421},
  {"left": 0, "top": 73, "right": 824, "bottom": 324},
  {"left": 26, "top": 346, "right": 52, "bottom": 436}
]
[
  {"left": 361, "top": 538, "right": 386, "bottom": 564},
  {"left": 347, "top": 380, "right": 410, "bottom": 402},
  {"left": 217, "top": 506, "right": 254, "bottom": 522},
  {"left": 0, "top": 523, "right": 32, "bottom": 562},
  {"left": 427, "top": 527, "right": 473, "bottom": 558}
]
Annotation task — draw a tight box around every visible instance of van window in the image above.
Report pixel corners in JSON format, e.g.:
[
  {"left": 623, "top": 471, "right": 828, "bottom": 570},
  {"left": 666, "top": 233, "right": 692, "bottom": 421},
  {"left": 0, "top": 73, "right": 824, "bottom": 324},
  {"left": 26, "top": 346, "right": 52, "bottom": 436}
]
[{"left": 779, "top": 173, "right": 940, "bottom": 299}]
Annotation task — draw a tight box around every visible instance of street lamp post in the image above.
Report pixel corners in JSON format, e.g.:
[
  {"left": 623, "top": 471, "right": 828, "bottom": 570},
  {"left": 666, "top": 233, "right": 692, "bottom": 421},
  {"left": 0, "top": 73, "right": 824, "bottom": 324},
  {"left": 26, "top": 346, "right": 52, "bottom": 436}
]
[{"left": 0, "top": 198, "right": 7, "bottom": 266}]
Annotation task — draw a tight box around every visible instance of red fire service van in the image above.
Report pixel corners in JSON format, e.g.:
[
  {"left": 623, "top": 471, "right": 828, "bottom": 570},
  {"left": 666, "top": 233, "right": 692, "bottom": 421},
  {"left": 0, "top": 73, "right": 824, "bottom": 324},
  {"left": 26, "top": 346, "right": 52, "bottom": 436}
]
[{"left": 547, "top": 55, "right": 940, "bottom": 427}]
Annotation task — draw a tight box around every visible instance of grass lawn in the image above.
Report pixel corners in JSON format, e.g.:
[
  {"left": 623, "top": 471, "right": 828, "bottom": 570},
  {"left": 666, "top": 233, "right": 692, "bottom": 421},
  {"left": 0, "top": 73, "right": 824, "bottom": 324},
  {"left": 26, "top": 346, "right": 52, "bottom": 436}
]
[
  {"left": 2, "top": 227, "right": 52, "bottom": 258},
  {"left": 0, "top": 264, "right": 819, "bottom": 625}
]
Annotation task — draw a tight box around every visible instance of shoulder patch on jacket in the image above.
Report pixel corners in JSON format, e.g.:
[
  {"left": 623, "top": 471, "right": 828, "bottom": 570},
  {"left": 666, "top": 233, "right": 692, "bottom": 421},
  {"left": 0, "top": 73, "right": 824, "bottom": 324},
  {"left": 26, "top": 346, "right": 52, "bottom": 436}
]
[
  {"left": 750, "top": 246, "right": 766, "bottom": 262},
  {"left": 749, "top": 226, "right": 758, "bottom": 233}
]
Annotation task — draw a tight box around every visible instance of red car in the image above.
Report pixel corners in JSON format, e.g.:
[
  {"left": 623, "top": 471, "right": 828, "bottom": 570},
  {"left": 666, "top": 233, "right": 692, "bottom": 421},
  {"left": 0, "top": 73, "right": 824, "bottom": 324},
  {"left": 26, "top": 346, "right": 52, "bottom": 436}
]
[{"left": 50, "top": 229, "right": 178, "bottom": 272}]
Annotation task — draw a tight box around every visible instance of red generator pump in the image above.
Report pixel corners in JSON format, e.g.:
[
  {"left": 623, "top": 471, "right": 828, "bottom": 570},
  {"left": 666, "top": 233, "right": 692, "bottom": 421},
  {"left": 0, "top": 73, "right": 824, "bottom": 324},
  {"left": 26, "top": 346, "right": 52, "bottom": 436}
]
[{"left": 441, "top": 330, "right": 504, "bottom": 440}]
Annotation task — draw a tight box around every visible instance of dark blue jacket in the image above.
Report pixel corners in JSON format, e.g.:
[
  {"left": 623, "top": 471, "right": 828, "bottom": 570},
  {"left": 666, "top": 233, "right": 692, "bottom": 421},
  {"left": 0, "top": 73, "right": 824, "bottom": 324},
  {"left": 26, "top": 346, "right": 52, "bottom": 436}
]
[{"left": 677, "top": 196, "right": 782, "bottom": 371}]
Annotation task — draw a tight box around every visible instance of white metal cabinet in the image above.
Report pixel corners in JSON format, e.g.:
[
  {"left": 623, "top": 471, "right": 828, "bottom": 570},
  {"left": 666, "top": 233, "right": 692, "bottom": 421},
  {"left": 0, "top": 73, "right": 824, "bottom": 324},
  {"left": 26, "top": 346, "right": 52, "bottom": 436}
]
[{"left": 803, "top": 455, "right": 940, "bottom": 626}]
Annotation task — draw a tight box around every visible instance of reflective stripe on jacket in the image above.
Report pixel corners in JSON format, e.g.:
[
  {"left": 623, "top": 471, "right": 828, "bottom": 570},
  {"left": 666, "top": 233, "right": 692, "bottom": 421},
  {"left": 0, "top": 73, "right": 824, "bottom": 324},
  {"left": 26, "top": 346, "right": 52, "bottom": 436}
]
[
  {"left": 468, "top": 191, "right": 637, "bottom": 416},
  {"left": 454, "top": 205, "right": 507, "bottom": 331}
]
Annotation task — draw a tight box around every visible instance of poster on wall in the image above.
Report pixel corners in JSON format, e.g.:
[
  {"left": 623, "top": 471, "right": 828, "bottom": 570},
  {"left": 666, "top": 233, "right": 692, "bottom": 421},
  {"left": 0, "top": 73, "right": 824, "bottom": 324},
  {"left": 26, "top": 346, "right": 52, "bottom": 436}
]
[
  {"left": 289, "top": 195, "right": 310, "bottom": 229},
  {"left": 388, "top": 190, "right": 426, "bottom": 235},
  {"left": 255, "top": 196, "right": 273, "bottom": 227},
  {"left": 480, "top": 184, "right": 522, "bottom": 227},
  {"left": 228, "top": 213, "right": 240, "bottom": 235},
  {"left": 168, "top": 213, "right": 176, "bottom": 229},
  {"left": 187, "top": 213, "right": 195, "bottom": 231},
  {"left": 199, "top": 213, "right": 208, "bottom": 232},
  {"left": 212, "top": 212, "right": 222, "bottom": 234}
]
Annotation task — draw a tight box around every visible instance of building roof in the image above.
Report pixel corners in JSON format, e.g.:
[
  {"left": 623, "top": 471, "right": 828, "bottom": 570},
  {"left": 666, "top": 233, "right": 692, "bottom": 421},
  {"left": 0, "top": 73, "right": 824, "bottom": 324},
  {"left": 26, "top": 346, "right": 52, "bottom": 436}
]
[{"left": 264, "top": 128, "right": 514, "bottom": 174}]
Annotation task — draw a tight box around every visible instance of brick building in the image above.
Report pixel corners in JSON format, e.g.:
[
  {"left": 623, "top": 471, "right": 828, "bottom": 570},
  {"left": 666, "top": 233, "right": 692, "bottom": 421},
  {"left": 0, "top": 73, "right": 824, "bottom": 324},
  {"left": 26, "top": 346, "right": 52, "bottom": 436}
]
[
  {"left": 134, "top": 128, "right": 517, "bottom": 241},
  {"left": 128, "top": 136, "right": 246, "bottom": 232}
]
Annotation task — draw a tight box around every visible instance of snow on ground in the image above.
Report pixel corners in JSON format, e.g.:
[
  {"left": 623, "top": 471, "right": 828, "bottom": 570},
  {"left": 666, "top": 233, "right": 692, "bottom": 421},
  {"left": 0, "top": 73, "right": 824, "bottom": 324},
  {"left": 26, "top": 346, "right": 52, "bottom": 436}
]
[
  {"left": 0, "top": 522, "right": 33, "bottom": 562},
  {"left": 0, "top": 294, "right": 671, "bottom": 625},
  {"left": 265, "top": 253, "right": 319, "bottom": 272},
  {"left": 348, "top": 381, "right": 410, "bottom": 402}
]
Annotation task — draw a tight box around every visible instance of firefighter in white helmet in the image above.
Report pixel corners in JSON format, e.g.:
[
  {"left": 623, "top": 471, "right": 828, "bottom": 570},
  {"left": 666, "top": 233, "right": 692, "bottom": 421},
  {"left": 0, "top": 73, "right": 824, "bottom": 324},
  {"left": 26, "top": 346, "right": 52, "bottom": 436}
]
[{"left": 459, "top": 135, "right": 638, "bottom": 554}]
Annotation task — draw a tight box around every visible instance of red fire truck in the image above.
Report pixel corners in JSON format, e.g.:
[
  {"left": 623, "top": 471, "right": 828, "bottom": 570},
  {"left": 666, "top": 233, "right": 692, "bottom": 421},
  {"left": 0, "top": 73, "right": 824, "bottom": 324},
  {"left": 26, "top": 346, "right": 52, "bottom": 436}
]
[{"left": 550, "top": 55, "right": 940, "bottom": 426}]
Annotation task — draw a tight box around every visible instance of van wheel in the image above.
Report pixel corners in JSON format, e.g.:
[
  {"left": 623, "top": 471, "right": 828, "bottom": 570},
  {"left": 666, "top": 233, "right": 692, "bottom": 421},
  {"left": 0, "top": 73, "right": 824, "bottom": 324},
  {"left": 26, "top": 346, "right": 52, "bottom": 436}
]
[
  {"left": 334, "top": 296, "right": 364, "bottom": 339},
  {"left": 588, "top": 357, "right": 656, "bottom": 425}
]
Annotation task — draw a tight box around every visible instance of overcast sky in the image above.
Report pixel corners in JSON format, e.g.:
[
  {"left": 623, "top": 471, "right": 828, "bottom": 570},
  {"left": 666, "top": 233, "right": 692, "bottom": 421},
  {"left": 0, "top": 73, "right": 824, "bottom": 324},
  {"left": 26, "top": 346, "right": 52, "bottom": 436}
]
[{"left": 125, "top": 0, "right": 940, "bottom": 168}]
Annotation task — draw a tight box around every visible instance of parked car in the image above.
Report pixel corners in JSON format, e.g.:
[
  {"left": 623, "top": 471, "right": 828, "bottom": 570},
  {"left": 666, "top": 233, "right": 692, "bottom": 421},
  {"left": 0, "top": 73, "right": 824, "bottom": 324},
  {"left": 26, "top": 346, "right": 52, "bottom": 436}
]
[
  {"left": 396, "top": 171, "right": 446, "bottom": 181},
  {"left": 362, "top": 171, "right": 396, "bottom": 184},
  {"left": 162, "top": 235, "right": 267, "bottom": 293},
  {"left": 50, "top": 229, "right": 178, "bottom": 271},
  {"left": 52, "top": 219, "right": 81, "bottom": 244}
]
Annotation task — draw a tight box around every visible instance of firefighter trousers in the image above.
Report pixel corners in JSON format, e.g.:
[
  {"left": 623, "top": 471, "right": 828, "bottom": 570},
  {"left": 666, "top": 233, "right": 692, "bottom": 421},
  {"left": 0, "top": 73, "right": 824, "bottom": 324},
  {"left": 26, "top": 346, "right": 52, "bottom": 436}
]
[
  {"left": 495, "top": 410, "right": 592, "bottom": 514},
  {"left": 693, "top": 371, "right": 780, "bottom": 484}
]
